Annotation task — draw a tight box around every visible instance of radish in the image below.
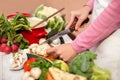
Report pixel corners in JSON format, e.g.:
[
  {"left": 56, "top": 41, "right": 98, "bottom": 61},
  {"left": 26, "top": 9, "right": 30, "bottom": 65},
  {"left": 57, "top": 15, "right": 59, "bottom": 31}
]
[
  {"left": 0, "top": 44, "right": 2, "bottom": 52},
  {"left": 13, "top": 40, "right": 19, "bottom": 47},
  {"left": 1, "top": 37, "right": 7, "bottom": 43},
  {"left": 3, "top": 45, "right": 12, "bottom": 54},
  {"left": 0, "top": 43, "right": 7, "bottom": 52},
  {"left": 11, "top": 44, "right": 19, "bottom": 52}
]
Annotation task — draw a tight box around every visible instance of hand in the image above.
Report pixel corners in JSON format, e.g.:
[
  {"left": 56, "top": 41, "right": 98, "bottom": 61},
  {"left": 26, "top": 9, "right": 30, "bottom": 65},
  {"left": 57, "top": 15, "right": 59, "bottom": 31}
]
[
  {"left": 66, "top": 5, "right": 91, "bottom": 30},
  {"left": 46, "top": 43, "right": 78, "bottom": 62}
]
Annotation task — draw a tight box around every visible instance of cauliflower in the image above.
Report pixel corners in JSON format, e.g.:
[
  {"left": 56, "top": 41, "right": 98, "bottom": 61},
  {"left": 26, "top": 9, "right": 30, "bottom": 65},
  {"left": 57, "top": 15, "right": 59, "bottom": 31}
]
[
  {"left": 28, "top": 39, "right": 51, "bottom": 56},
  {"left": 34, "top": 4, "right": 63, "bottom": 22}
]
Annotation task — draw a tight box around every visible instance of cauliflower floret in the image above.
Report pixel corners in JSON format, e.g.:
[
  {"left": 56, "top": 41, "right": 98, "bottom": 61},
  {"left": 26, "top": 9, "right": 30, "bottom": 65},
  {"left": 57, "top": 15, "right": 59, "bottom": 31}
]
[
  {"left": 36, "top": 43, "right": 50, "bottom": 56},
  {"left": 29, "top": 44, "right": 39, "bottom": 53},
  {"left": 39, "top": 38, "right": 46, "bottom": 44}
]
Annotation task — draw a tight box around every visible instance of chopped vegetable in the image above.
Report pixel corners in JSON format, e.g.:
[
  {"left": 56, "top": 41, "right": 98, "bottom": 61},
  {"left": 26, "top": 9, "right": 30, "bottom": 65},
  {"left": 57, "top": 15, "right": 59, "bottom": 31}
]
[{"left": 11, "top": 52, "right": 26, "bottom": 69}]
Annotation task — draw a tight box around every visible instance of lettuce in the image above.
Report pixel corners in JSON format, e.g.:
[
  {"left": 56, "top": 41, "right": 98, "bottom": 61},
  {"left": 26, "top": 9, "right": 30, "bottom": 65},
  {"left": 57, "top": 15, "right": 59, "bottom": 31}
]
[{"left": 69, "top": 51, "right": 111, "bottom": 80}]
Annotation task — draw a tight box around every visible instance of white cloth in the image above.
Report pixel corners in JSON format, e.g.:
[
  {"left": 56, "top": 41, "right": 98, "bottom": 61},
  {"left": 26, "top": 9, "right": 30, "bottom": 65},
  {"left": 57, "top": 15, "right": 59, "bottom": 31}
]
[{"left": 91, "top": 0, "right": 120, "bottom": 80}]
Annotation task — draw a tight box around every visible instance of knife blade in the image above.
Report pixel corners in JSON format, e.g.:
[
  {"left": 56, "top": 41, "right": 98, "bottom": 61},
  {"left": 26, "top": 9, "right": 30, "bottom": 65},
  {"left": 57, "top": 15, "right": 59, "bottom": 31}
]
[
  {"left": 40, "top": 28, "right": 74, "bottom": 45},
  {"left": 40, "top": 17, "right": 89, "bottom": 45}
]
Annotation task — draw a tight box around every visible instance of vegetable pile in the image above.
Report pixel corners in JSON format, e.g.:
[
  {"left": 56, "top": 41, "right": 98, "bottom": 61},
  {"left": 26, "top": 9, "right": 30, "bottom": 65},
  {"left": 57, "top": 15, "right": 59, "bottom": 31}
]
[
  {"left": 22, "top": 51, "right": 111, "bottom": 80},
  {"left": 69, "top": 51, "right": 111, "bottom": 80},
  {"left": 0, "top": 14, "right": 30, "bottom": 54},
  {"left": 23, "top": 57, "right": 69, "bottom": 80}
]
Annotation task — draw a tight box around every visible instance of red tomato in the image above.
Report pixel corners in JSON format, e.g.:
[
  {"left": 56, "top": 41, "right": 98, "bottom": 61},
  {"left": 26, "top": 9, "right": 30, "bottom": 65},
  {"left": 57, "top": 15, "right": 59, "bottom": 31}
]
[{"left": 24, "top": 58, "right": 36, "bottom": 72}]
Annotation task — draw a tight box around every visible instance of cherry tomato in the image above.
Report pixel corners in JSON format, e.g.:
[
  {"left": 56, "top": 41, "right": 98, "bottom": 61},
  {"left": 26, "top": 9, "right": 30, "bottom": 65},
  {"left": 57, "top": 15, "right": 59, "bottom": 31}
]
[{"left": 24, "top": 58, "right": 36, "bottom": 72}]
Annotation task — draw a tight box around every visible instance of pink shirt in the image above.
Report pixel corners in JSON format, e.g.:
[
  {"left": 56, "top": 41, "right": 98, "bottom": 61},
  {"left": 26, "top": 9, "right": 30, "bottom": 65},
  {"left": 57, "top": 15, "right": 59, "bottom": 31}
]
[{"left": 71, "top": 0, "right": 120, "bottom": 53}]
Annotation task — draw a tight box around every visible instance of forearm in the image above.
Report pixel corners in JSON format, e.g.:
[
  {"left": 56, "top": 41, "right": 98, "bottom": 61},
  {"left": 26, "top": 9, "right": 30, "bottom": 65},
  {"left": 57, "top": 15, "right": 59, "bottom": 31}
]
[{"left": 72, "top": 0, "right": 120, "bottom": 53}]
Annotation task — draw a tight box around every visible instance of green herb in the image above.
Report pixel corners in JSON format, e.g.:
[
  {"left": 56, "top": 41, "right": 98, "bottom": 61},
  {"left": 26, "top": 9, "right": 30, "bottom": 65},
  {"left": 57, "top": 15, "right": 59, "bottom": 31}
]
[{"left": 30, "top": 57, "right": 52, "bottom": 80}]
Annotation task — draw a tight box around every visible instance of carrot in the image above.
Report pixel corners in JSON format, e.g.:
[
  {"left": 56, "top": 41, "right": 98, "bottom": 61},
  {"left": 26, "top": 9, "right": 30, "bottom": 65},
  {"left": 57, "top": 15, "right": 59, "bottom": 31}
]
[{"left": 46, "top": 72, "right": 54, "bottom": 80}]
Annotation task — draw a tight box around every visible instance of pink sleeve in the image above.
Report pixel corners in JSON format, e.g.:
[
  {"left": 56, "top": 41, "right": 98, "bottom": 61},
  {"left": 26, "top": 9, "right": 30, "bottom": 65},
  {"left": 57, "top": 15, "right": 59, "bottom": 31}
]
[
  {"left": 86, "top": 0, "right": 94, "bottom": 9},
  {"left": 71, "top": 0, "right": 120, "bottom": 53}
]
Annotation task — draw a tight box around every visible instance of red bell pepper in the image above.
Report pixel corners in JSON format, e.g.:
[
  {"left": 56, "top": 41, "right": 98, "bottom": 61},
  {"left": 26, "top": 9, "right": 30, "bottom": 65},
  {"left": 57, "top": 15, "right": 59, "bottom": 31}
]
[
  {"left": 24, "top": 58, "right": 36, "bottom": 72},
  {"left": 21, "top": 27, "right": 47, "bottom": 45}
]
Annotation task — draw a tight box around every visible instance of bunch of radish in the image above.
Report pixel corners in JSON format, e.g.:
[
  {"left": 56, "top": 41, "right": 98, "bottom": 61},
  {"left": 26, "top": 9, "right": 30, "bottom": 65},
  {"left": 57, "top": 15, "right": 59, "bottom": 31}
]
[
  {"left": 0, "top": 14, "right": 31, "bottom": 54},
  {"left": 0, "top": 37, "right": 19, "bottom": 54}
]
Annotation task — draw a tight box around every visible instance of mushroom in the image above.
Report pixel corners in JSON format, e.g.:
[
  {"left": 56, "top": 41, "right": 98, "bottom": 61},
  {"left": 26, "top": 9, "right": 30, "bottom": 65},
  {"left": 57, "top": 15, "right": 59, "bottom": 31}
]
[{"left": 30, "top": 67, "right": 42, "bottom": 79}]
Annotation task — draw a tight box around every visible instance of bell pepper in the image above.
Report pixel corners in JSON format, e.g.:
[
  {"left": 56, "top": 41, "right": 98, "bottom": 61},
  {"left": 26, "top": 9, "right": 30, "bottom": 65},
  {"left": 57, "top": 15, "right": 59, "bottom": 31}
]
[
  {"left": 21, "top": 27, "right": 47, "bottom": 45},
  {"left": 24, "top": 58, "right": 37, "bottom": 72}
]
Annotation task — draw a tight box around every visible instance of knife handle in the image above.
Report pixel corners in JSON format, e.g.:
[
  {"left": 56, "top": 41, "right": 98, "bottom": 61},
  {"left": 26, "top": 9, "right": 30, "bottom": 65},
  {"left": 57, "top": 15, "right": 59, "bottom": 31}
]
[
  {"left": 69, "top": 17, "right": 78, "bottom": 32},
  {"left": 70, "top": 17, "right": 89, "bottom": 32}
]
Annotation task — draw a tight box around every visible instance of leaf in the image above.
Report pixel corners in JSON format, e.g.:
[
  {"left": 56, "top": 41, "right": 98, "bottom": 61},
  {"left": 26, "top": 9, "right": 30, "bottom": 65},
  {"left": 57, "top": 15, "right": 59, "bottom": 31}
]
[
  {"left": 80, "top": 55, "right": 90, "bottom": 72},
  {"left": 37, "top": 14, "right": 47, "bottom": 19},
  {"left": 69, "top": 51, "right": 97, "bottom": 78},
  {"left": 34, "top": 5, "right": 44, "bottom": 17}
]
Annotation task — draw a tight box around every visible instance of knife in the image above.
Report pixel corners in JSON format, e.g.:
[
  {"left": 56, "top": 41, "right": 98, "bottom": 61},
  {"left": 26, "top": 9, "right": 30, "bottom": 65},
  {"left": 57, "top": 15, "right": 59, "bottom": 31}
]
[{"left": 40, "top": 17, "right": 89, "bottom": 45}]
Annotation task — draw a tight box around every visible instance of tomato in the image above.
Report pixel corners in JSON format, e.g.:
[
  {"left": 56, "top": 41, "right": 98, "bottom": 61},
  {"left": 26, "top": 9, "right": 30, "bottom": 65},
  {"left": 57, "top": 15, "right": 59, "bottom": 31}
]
[{"left": 24, "top": 58, "right": 36, "bottom": 72}]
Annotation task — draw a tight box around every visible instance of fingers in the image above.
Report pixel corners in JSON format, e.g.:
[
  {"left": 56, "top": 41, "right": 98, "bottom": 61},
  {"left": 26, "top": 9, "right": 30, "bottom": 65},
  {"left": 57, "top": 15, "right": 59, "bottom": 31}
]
[
  {"left": 46, "top": 47, "right": 58, "bottom": 58},
  {"left": 65, "top": 13, "right": 75, "bottom": 29},
  {"left": 75, "top": 16, "right": 85, "bottom": 30}
]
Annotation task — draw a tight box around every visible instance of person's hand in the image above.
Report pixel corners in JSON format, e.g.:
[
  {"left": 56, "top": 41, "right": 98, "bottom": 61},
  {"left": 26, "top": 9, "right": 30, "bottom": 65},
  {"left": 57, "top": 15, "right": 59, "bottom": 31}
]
[
  {"left": 66, "top": 5, "right": 91, "bottom": 30},
  {"left": 46, "top": 43, "right": 78, "bottom": 62}
]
